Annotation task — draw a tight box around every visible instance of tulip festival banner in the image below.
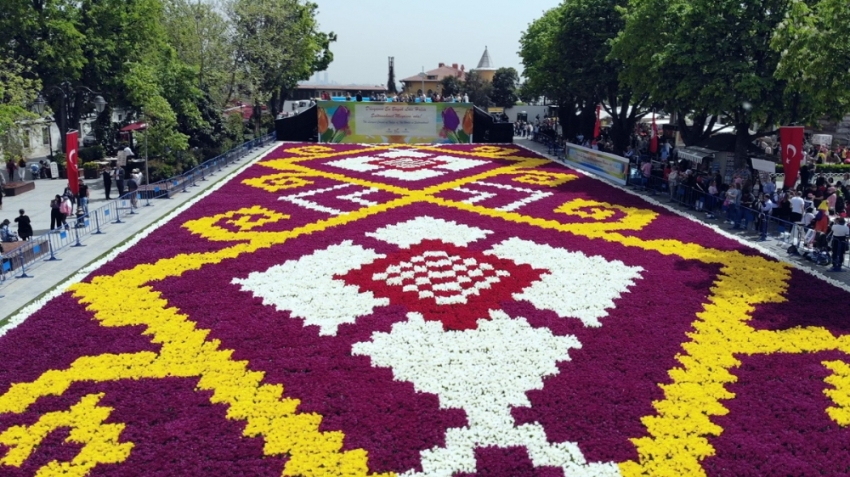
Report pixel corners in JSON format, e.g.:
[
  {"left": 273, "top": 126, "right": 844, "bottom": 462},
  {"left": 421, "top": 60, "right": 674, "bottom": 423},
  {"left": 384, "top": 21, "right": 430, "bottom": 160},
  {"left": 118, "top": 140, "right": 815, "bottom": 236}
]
[
  {"left": 317, "top": 101, "right": 474, "bottom": 144},
  {"left": 2, "top": 142, "right": 850, "bottom": 476}
]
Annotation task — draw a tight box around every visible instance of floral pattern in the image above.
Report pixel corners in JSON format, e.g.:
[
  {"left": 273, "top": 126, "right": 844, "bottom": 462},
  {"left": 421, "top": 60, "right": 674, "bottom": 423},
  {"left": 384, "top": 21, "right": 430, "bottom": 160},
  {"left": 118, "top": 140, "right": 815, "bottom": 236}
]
[{"left": 1, "top": 143, "right": 850, "bottom": 477}]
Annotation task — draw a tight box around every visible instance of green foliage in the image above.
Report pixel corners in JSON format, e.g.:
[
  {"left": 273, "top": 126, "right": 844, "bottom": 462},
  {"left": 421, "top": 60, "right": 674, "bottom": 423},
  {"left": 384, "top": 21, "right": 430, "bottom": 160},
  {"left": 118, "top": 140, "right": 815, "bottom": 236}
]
[
  {"left": 78, "top": 146, "right": 105, "bottom": 163},
  {"left": 0, "top": 54, "right": 41, "bottom": 159},
  {"left": 441, "top": 76, "right": 463, "bottom": 98},
  {"left": 1, "top": 0, "right": 327, "bottom": 167},
  {"left": 228, "top": 0, "right": 335, "bottom": 118},
  {"left": 611, "top": 0, "right": 850, "bottom": 163},
  {"left": 773, "top": 0, "right": 850, "bottom": 120},
  {"left": 519, "top": 7, "right": 566, "bottom": 102},
  {"left": 775, "top": 164, "right": 850, "bottom": 174},
  {"left": 520, "top": 0, "right": 647, "bottom": 152},
  {"left": 490, "top": 68, "right": 520, "bottom": 108},
  {"left": 463, "top": 71, "right": 492, "bottom": 109}
]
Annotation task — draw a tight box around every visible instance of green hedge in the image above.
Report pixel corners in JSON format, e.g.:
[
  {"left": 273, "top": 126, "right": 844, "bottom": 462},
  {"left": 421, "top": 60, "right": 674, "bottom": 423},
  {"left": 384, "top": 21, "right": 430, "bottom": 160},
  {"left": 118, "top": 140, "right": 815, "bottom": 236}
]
[
  {"left": 774, "top": 164, "right": 850, "bottom": 174},
  {"left": 78, "top": 145, "right": 105, "bottom": 162}
]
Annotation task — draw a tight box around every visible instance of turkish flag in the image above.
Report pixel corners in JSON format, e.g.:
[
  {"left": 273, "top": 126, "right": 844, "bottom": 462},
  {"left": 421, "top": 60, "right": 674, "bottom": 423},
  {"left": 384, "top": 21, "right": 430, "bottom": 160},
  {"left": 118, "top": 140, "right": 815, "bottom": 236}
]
[
  {"left": 66, "top": 130, "right": 79, "bottom": 196},
  {"left": 649, "top": 113, "right": 658, "bottom": 154},
  {"left": 780, "top": 126, "right": 804, "bottom": 189}
]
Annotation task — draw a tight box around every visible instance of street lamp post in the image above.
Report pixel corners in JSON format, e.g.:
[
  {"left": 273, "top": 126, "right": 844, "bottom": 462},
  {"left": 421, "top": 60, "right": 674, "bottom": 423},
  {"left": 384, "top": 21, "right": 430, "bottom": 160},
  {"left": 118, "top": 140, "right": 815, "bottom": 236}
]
[{"left": 418, "top": 70, "right": 426, "bottom": 100}]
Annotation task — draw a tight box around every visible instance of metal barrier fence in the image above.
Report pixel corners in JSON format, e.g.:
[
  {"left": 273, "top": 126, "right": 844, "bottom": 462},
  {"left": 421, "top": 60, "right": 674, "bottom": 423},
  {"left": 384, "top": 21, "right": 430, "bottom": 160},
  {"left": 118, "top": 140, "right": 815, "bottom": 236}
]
[
  {"left": 0, "top": 132, "right": 276, "bottom": 286},
  {"left": 624, "top": 167, "right": 850, "bottom": 268}
]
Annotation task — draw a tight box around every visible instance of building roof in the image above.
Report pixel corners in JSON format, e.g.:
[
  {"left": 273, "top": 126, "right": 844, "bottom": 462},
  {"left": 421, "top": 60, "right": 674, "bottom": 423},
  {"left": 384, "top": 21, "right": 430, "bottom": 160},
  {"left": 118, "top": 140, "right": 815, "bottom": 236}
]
[
  {"left": 401, "top": 64, "right": 466, "bottom": 83},
  {"left": 475, "top": 46, "right": 496, "bottom": 70},
  {"left": 296, "top": 83, "right": 388, "bottom": 92}
]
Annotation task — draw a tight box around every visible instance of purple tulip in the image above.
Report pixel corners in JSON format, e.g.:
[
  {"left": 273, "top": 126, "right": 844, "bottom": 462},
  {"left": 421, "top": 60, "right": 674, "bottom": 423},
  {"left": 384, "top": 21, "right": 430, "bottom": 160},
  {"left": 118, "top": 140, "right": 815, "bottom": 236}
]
[
  {"left": 442, "top": 107, "right": 460, "bottom": 131},
  {"left": 331, "top": 106, "right": 350, "bottom": 130}
]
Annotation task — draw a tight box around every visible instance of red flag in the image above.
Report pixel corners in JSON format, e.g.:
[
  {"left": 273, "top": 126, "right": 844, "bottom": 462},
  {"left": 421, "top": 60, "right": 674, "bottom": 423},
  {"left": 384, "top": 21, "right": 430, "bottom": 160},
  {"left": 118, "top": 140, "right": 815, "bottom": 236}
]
[
  {"left": 66, "top": 130, "right": 79, "bottom": 196},
  {"left": 781, "top": 126, "right": 804, "bottom": 189},
  {"left": 650, "top": 112, "right": 658, "bottom": 154},
  {"left": 592, "top": 104, "right": 601, "bottom": 145}
]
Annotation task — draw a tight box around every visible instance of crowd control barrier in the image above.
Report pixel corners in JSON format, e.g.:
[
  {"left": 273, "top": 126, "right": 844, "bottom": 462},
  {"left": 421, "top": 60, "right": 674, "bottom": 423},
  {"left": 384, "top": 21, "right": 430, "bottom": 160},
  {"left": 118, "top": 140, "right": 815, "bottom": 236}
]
[{"left": 0, "top": 132, "right": 276, "bottom": 289}]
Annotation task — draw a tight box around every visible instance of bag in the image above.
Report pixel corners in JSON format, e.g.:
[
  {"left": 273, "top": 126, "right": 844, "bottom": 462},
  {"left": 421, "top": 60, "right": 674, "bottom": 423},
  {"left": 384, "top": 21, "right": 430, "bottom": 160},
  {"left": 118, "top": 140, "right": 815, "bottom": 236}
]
[
  {"left": 59, "top": 199, "right": 72, "bottom": 215},
  {"left": 128, "top": 179, "right": 138, "bottom": 191}
]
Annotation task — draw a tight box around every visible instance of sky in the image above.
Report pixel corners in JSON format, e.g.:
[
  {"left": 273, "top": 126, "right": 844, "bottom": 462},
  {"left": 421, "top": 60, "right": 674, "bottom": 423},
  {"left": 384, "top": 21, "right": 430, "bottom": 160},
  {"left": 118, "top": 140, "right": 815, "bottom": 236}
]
[{"left": 311, "top": 0, "right": 562, "bottom": 86}]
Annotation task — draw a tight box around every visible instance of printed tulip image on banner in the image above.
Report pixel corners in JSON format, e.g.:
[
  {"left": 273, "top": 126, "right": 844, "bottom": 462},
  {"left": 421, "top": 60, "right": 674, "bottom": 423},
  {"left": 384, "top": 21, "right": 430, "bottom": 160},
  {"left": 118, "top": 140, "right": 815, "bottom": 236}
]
[{"left": 2, "top": 142, "right": 850, "bottom": 477}]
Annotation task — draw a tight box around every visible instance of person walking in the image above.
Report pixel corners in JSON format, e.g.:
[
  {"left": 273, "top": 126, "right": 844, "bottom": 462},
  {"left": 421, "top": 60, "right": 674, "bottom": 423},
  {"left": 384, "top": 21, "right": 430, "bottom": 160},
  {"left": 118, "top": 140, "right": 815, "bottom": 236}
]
[
  {"left": 102, "top": 166, "right": 113, "bottom": 200},
  {"left": 14, "top": 209, "right": 32, "bottom": 241},
  {"left": 830, "top": 217, "right": 850, "bottom": 272},
  {"left": 115, "top": 166, "right": 126, "bottom": 197}
]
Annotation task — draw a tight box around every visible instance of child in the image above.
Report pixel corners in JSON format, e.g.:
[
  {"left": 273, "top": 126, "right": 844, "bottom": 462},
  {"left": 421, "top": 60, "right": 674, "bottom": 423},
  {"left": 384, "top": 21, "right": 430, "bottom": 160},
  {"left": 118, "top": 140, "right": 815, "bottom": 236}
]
[{"left": 74, "top": 205, "right": 86, "bottom": 228}]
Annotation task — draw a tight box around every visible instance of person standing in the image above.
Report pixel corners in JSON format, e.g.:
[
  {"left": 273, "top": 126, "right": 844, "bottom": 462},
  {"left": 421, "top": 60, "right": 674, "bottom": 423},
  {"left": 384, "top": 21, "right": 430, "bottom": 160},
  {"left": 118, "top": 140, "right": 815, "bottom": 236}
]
[
  {"left": 17, "top": 158, "right": 26, "bottom": 181},
  {"left": 830, "top": 217, "right": 849, "bottom": 272},
  {"left": 6, "top": 158, "right": 16, "bottom": 183},
  {"left": 0, "top": 171, "right": 4, "bottom": 210},
  {"left": 102, "top": 166, "right": 113, "bottom": 200},
  {"left": 789, "top": 191, "right": 805, "bottom": 224},
  {"left": 50, "top": 194, "right": 62, "bottom": 230},
  {"left": 115, "top": 166, "right": 126, "bottom": 197},
  {"left": 77, "top": 179, "right": 90, "bottom": 216},
  {"left": 59, "top": 194, "right": 72, "bottom": 229},
  {"left": 14, "top": 209, "right": 32, "bottom": 241},
  {"left": 757, "top": 193, "right": 774, "bottom": 241},
  {"left": 128, "top": 168, "right": 141, "bottom": 208}
]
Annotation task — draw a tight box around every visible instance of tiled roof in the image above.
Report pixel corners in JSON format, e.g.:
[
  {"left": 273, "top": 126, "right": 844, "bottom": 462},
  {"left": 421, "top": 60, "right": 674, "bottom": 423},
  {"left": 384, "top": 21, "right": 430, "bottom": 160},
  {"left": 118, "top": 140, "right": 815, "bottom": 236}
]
[{"left": 401, "top": 65, "right": 465, "bottom": 83}]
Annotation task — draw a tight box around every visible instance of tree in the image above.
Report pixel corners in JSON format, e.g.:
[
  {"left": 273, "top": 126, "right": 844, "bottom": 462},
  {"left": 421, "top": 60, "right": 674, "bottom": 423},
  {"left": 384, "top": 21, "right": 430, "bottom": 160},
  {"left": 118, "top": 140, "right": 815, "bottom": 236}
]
[
  {"left": 773, "top": 0, "right": 850, "bottom": 120},
  {"left": 163, "top": 0, "right": 233, "bottom": 108},
  {"left": 228, "top": 0, "right": 336, "bottom": 128},
  {"left": 441, "top": 76, "right": 462, "bottom": 98},
  {"left": 463, "top": 71, "right": 492, "bottom": 109},
  {"left": 613, "top": 0, "right": 848, "bottom": 166},
  {"left": 0, "top": 54, "right": 41, "bottom": 160},
  {"left": 490, "top": 67, "right": 519, "bottom": 108}
]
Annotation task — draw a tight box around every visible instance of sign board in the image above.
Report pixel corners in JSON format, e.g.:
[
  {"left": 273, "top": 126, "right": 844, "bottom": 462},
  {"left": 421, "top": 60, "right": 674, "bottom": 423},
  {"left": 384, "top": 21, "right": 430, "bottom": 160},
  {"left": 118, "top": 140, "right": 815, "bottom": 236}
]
[
  {"left": 751, "top": 158, "right": 776, "bottom": 173},
  {"left": 559, "top": 144, "right": 629, "bottom": 185},
  {"left": 812, "top": 134, "right": 833, "bottom": 146},
  {"left": 49, "top": 161, "right": 59, "bottom": 179},
  {"left": 317, "top": 101, "right": 473, "bottom": 144}
]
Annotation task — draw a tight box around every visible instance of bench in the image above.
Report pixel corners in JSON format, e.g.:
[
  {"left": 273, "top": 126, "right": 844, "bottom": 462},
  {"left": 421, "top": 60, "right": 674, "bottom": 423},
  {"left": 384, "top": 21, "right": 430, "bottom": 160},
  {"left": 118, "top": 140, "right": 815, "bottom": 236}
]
[{"left": 1, "top": 238, "right": 49, "bottom": 272}]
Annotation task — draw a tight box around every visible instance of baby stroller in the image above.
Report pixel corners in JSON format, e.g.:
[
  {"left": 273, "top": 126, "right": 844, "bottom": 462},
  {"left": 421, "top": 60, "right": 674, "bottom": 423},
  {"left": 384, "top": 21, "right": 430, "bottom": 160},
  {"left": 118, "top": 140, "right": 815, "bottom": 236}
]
[{"left": 802, "top": 230, "right": 832, "bottom": 266}]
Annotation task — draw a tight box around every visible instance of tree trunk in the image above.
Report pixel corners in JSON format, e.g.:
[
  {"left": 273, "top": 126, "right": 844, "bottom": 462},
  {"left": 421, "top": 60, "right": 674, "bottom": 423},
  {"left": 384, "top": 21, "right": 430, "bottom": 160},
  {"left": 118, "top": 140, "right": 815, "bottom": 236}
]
[
  {"left": 578, "top": 102, "right": 596, "bottom": 142},
  {"left": 734, "top": 124, "right": 751, "bottom": 169},
  {"left": 557, "top": 101, "right": 579, "bottom": 141}
]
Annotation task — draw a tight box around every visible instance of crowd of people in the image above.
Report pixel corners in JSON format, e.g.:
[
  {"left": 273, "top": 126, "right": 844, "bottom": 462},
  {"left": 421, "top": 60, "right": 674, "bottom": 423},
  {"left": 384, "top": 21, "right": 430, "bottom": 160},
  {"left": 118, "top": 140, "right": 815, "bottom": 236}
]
[
  {"left": 641, "top": 156, "right": 850, "bottom": 271},
  {"left": 321, "top": 90, "right": 471, "bottom": 104}
]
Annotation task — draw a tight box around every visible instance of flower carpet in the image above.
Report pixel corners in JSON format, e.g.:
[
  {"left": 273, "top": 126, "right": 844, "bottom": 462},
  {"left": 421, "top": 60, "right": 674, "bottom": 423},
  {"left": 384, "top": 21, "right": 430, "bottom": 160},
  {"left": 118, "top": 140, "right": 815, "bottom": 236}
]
[{"left": 1, "top": 143, "right": 850, "bottom": 477}]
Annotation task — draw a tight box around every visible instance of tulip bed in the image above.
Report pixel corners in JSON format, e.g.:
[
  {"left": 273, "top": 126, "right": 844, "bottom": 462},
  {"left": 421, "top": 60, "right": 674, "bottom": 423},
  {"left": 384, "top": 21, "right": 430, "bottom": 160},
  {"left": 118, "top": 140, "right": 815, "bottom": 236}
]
[{"left": 1, "top": 143, "right": 850, "bottom": 477}]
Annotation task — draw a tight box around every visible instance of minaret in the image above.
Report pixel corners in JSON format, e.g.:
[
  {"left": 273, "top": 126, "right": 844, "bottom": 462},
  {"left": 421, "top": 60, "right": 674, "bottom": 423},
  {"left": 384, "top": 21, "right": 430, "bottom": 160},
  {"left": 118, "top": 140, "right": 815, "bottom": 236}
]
[{"left": 473, "top": 46, "right": 497, "bottom": 82}]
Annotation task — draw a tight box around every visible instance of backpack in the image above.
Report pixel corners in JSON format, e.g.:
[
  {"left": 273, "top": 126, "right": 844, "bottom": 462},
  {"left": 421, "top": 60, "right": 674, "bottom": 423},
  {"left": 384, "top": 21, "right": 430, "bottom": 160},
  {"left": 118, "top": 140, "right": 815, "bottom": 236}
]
[
  {"left": 59, "top": 198, "right": 72, "bottom": 215},
  {"left": 128, "top": 178, "right": 138, "bottom": 191}
]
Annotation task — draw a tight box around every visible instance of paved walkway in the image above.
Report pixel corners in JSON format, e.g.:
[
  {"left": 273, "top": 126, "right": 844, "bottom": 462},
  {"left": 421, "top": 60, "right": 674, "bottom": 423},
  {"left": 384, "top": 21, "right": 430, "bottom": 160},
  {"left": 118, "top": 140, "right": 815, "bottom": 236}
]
[
  {"left": 517, "top": 138, "right": 850, "bottom": 289},
  {"left": 0, "top": 143, "right": 278, "bottom": 323}
]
